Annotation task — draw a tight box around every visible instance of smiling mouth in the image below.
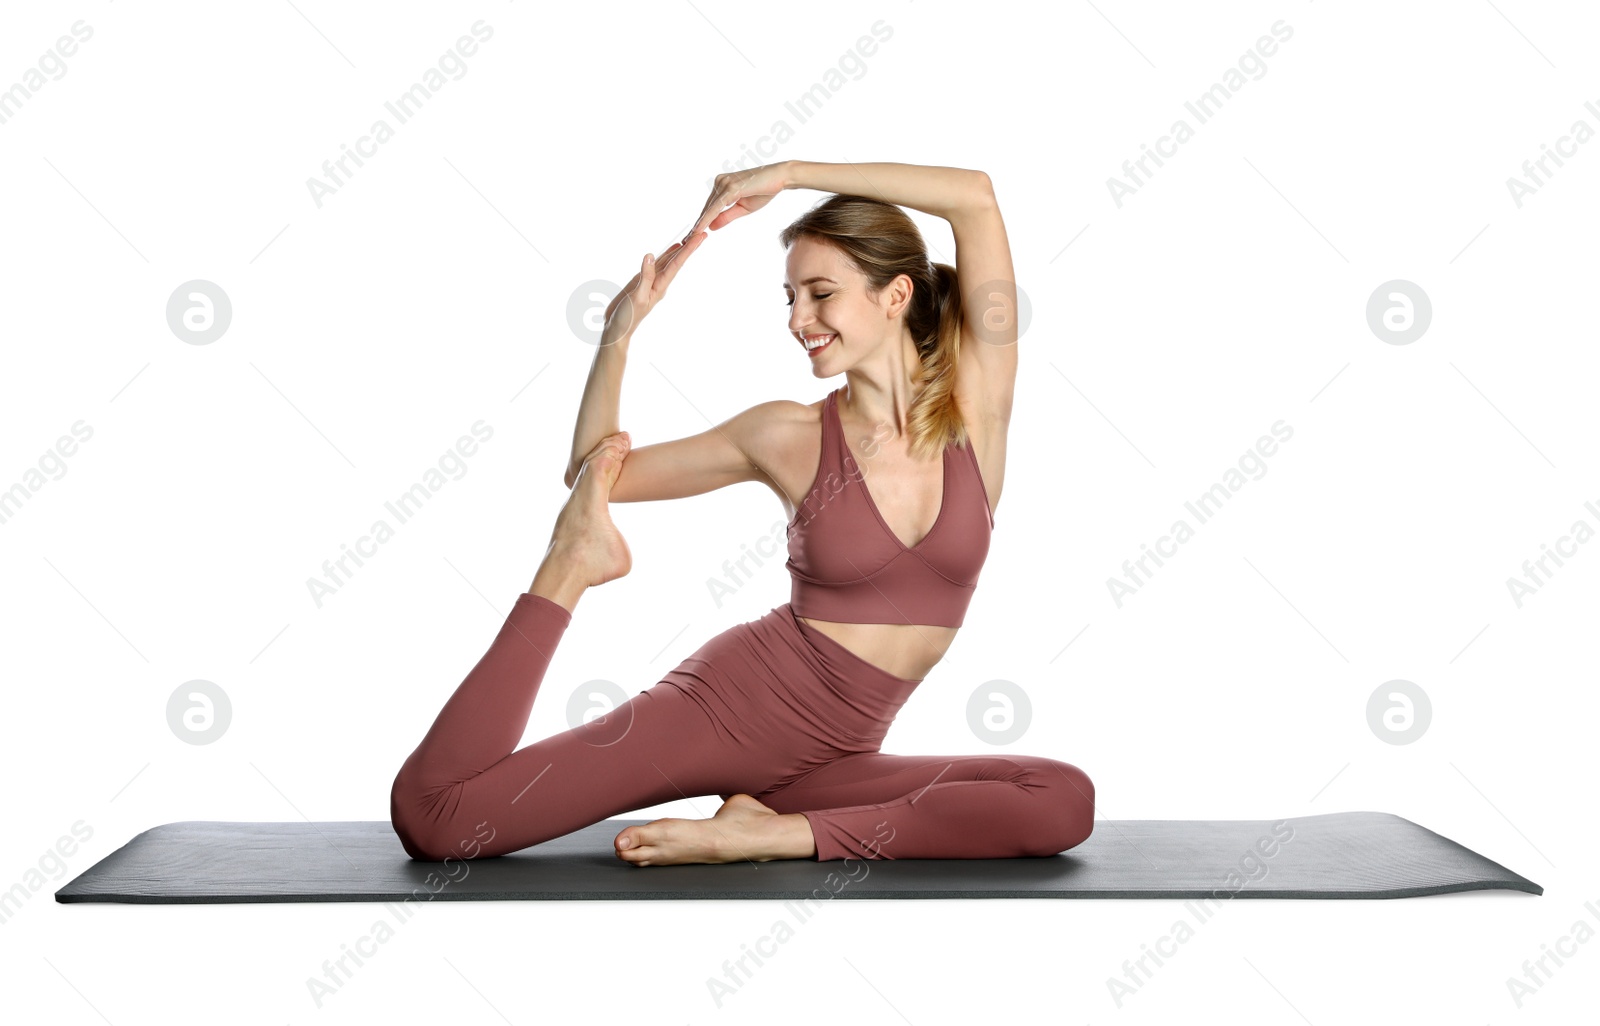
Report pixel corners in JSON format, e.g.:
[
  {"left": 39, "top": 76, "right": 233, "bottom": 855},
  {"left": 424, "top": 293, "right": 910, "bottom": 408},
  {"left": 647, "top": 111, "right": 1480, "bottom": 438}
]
[{"left": 802, "top": 333, "right": 836, "bottom": 357}]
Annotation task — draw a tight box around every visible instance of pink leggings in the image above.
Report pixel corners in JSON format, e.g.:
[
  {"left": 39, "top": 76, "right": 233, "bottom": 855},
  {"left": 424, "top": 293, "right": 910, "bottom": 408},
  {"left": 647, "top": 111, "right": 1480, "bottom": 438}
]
[{"left": 389, "top": 593, "right": 1095, "bottom": 862}]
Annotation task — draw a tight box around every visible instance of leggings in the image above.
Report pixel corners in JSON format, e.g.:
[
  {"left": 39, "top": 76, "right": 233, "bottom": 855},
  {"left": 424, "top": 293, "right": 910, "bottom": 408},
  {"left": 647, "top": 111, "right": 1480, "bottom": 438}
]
[{"left": 389, "top": 592, "right": 1096, "bottom": 862}]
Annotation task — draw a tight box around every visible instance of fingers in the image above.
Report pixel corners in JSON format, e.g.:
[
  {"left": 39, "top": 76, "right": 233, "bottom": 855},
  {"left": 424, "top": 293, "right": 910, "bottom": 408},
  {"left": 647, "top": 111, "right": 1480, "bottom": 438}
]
[
  {"left": 704, "top": 207, "right": 741, "bottom": 233},
  {"left": 666, "top": 231, "right": 703, "bottom": 267},
  {"left": 667, "top": 231, "right": 704, "bottom": 259},
  {"left": 686, "top": 204, "right": 710, "bottom": 239},
  {"left": 689, "top": 183, "right": 732, "bottom": 239},
  {"left": 647, "top": 240, "right": 683, "bottom": 276},
  {"left": 615, "top": 232, "right": 706, "bottom": 331},
  {"left": 650, "top": 233, "right": 704, "bottom": 288}
]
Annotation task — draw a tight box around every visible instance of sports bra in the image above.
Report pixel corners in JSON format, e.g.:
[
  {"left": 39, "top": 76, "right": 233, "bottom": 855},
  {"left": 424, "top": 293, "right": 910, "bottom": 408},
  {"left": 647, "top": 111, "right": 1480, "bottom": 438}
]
[{"left": 785, "top": 387, "right": 995, "bottom": 628}]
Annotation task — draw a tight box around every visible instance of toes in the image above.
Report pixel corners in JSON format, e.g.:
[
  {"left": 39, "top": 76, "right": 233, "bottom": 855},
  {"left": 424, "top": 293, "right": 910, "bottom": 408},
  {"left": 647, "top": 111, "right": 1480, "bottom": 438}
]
[
  {"left": 615, "top": 823, "right": 657, "bottom": 854},
  {"left": 616, "top": 820, "right": 677, "bottom": 865},
  {"left": 616, "top": 833, "right": 658, "bottom": 865},
  {"left": 579, "top": 438, "right": 630, "bottom": 490},
  {"left": 585, "top": 431, "right": 631, "bottom": 465}
]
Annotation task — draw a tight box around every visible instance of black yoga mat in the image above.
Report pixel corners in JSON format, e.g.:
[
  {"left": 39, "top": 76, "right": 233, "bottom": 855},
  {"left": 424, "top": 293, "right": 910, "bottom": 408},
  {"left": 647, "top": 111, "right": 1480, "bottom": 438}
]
[{"left": 55, "top": 810, "right": 1541, "bottom": 904}]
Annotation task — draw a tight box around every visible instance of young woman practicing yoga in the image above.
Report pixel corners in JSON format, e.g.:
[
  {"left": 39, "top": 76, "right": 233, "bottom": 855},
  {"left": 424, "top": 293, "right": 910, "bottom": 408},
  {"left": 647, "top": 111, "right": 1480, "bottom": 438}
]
[{"left": 389, "top": 160, "right": 1095, "bottom": 865}]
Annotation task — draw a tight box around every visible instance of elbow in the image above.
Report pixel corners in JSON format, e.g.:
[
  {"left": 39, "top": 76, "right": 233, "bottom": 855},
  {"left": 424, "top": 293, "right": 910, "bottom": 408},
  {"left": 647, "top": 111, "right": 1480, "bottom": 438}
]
[
  {"left": 971, "top": 170, "right": 996, "bottom": 205},
  {"left": 952, "top": 171, "right": 997, "bottom": 221}
]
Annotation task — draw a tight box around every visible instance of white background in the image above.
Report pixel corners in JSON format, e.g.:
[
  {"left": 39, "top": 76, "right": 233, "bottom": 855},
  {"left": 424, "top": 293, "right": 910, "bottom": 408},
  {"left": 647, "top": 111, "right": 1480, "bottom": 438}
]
[{"left": 1, "top": 0, "right": 1594, "bottom": 1023}]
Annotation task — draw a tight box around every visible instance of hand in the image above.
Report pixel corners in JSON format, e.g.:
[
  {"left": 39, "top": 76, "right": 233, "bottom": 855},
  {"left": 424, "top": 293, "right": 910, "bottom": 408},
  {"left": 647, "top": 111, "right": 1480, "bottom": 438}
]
[
  {"left": 601, "top": 232, "right": 707, "bottom": 342},
  {"left": 684, "top": 162, "right": 791, "bottom": 240}
]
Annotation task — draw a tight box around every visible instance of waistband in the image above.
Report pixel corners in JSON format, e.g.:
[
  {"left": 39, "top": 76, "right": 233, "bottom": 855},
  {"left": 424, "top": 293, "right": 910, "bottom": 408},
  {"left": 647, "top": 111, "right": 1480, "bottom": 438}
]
[
  {"left": 778, "top": 604, "right": 924, "bottom": 691},
  {"left": 674, "top": 603, "right": 923, "bottom": 749}
]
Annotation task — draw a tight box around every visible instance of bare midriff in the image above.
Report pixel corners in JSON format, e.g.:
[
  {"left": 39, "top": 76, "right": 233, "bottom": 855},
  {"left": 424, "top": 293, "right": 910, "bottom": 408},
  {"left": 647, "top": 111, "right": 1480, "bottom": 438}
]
[{"left": 796, "top": 616, "right": 959, "bottom": 683}]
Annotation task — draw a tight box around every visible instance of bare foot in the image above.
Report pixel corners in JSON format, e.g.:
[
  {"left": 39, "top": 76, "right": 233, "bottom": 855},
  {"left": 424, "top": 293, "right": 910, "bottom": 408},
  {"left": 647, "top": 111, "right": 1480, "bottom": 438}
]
[
  {"left": 530, "top": 432, "right": 633, "bottom": 610},
  {"left": 614, "top": 794, "right": 817, "bottom": 866}
]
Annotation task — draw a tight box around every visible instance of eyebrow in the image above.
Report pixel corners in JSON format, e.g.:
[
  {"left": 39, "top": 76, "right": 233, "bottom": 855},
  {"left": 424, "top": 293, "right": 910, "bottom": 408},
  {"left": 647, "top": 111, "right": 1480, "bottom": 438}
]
[{"left": 781, "top": 276, "right": 838, "bottom": 289}]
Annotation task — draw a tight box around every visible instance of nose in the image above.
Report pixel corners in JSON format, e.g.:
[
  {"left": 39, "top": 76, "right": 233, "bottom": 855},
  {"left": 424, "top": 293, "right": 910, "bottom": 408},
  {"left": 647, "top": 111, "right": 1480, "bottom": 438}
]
[{"left": 787, "top": 293, "right": 816, "bottom": 335}]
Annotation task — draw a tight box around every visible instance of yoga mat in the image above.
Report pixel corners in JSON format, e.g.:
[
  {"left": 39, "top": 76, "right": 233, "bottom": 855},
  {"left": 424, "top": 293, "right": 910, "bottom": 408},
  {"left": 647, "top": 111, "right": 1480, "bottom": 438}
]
[{"left": 56, "top": 810, "right": 1541, "bottom": 904}]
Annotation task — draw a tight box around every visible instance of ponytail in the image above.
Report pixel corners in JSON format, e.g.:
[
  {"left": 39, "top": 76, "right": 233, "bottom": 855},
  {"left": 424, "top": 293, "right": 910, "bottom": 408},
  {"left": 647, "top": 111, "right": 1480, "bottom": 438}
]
[{"left": 905, "top": 261, "right": 965, "bottom": 460}]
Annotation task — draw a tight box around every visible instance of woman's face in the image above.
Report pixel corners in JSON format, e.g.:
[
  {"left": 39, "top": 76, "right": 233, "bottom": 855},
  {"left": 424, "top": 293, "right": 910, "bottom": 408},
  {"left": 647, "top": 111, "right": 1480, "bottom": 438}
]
[{"left": 783, "top": 236, "right": 906, "bottom": 375}]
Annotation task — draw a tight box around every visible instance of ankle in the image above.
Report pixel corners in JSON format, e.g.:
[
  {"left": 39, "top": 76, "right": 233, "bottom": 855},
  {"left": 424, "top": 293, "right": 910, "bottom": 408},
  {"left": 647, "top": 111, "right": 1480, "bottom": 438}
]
[
  {"left": 529, "top": 561, "right": 585, "bottom": 614},
  {"left": 774, "top": 813, "right": 817, "bottom": 860}
]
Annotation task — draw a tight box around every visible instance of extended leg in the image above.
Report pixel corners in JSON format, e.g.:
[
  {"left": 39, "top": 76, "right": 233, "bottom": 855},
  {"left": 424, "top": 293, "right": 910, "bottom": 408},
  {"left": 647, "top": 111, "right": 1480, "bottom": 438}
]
[
  {"left": 390, "top": 626, "right": 756, "bottom": 861},
  {"left": 390, "top": 431, "right": 697, "bottom": 860},
  {"left": 757, "top": 752, "right": 1096, "bottom": 861}
]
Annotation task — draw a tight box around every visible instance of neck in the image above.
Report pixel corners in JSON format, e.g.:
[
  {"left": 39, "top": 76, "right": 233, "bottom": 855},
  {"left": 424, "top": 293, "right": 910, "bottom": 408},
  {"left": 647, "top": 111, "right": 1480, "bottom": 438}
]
[{"left": 839, "top": 330, "right": 924, "bottom": 439}]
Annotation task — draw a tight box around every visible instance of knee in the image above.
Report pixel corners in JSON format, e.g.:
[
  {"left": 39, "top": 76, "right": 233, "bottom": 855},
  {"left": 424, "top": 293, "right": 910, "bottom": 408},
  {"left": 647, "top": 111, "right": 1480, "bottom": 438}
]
[
  {"left": 1026, "top": 758, "right": 1095, "bottom": 856},
  {"left": 392, "top": 816, "right": 445, "bottom": 862},
  {"left": 393, "top": 824, "right": 443, "bottom": 862},
  {"left": 390, "top": 767, "right": 454, "bottom": 862}
]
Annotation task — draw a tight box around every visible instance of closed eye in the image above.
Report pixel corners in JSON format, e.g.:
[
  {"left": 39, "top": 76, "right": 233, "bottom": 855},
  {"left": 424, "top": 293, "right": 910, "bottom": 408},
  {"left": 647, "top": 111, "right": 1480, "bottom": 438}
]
[{"left": 784, "top": 293, "right": 832, "bottom": 307}]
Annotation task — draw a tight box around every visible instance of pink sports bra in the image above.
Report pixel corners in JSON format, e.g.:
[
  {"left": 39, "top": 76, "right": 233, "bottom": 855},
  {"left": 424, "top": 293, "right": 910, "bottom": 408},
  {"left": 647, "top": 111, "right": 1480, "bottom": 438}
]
[{"left": 785, "top": 387, "right": 995, "bottom": 628}]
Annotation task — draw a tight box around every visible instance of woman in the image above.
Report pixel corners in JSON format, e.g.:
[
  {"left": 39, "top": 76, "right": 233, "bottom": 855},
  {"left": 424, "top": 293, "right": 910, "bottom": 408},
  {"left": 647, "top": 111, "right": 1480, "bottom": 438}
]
[{"left": 389, "top": 160, "right": 1094, "bottom": 865}]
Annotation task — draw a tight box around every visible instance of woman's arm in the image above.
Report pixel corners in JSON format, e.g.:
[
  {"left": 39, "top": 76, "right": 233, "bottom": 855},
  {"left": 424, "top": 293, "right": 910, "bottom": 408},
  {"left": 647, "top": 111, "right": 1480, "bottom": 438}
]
[
  {"left": 564, "top": 234, "right": 705, "bottom": 487},
  {"left": 607, "top": 401, "right": 791, "bottom": 504},
  {"left": 564, "top": 327, "right": 629, "bottom": 488},
  {"left": 783, "top": 160, "right": 992, "bottom": 222}
]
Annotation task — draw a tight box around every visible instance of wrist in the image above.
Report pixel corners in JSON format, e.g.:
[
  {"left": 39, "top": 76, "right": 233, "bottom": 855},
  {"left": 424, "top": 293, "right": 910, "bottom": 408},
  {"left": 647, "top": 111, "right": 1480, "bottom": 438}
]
[
  {"left": 781, "top": 159, "right": 805, "bottom": 191},
  {"left": 598, "top": 321, "right": 635, "bottom": 349}
]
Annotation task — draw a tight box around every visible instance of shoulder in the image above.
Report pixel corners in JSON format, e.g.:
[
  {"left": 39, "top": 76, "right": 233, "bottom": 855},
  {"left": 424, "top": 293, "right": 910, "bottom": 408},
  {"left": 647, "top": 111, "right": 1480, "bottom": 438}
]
[
  {"left": 720, "top": 395, "right": 826, "bottom": 461},
  {"left": 725, "top": 396, "right": 823, "bottom": 433},
  {"left": 714, "top": 395, "right": 830, "bottom": 504},
  {"left": 754, "top": 395, "right": 826, "bottom": 420}
]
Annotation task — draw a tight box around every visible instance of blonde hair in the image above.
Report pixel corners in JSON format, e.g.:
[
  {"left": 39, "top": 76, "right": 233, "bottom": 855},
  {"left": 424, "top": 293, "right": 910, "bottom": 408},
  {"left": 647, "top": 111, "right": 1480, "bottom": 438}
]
[{"left": 778, "top": 193, "right": 965, "bottom": 460}]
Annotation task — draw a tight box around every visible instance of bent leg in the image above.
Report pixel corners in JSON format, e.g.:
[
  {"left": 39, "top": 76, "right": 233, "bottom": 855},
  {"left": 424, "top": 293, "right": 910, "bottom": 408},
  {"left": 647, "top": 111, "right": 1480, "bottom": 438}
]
[
  {"left": 389, "top": 593, "right": 752, "bottom": 861},
  {"left": 757, "top": 752, "right": 1096, "bottom": 861}
]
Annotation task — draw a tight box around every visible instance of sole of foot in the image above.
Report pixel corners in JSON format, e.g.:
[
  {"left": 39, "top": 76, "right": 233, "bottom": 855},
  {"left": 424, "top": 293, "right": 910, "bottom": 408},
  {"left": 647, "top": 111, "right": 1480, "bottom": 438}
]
[{"left": 542, "top": 431, "right": 633, "bottom": 592}]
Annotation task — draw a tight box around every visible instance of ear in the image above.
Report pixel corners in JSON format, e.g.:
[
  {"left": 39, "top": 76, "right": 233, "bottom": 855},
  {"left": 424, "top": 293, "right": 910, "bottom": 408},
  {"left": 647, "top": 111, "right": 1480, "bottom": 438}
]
[{"left": 886, "top": 273, "right": 916, "bottom": 318}]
